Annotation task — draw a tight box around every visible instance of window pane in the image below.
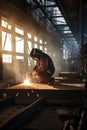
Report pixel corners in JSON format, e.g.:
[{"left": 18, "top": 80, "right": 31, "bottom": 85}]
[
  {"left": 44, "top": 47, "right": 47, "bottom": 53},
  {"left": 15, "top": 27, "right": 24, "bottom": 35},
  {"left": 34, "top": 43, "right": 37, "bottom": 48},
  {"left": 2, "top": 54, "right": 12, "bottom": 63},
  {"left": 63, "top": 45, "right": 68, "bottom": 59},
  {"left": 44, "top": 41, "right": 47, "bottom": 44},
  {"left": 40, "top": 45, "right": 42, "bottom": 50},
  {"left": 1, "top": 19, "right": 12, "bottom": 30},
  {"left": 16, "top": 56, "right": 24, "bottom": 60},
  {"left": 15, "top": 36, "right": 24, "bottom": 53},
  {"left": 27, "top": 33, "right": 32, "bottom": 39},
  {"left": 34, "top": 36, "right": 38, "bottom": 42},
  {"left": 2, "top": 31, "right": 12, "bottom": 51},
  {"left": 28, "top": 41, "right": 32, "bottom": 54},
  {"left": 39, "top": 39, "right": 42, "bottom": 44}
]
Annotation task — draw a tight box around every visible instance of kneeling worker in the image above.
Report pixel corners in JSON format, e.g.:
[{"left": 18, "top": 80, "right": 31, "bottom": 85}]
[{"left": 27, "top": 48, "right": 55, "bottom": 83}]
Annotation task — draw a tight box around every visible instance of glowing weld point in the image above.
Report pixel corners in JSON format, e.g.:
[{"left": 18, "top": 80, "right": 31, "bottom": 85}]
[{"left": 23, "top": 79, "right": 30, "bottom": 85}]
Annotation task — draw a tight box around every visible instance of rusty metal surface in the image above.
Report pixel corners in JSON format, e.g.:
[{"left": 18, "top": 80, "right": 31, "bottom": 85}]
[
  {"left": 0, "top": 88, "right": 85, "bottom": 130},
  {"left": 6, "top": 82, "right": 85, "bottom": 90},
  {"left": 7, "top": 83, "right": 58, "bottom": 90},
  {"left": 0, "top": 96, "right": 44, "bottom": 130}
]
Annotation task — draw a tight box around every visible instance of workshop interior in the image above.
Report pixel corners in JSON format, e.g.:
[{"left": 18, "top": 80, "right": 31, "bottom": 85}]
[{"left": 0, "top": 0, "right": 87, "bottom": 130}]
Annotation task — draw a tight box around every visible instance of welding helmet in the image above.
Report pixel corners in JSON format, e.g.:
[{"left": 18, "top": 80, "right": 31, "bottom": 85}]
[{"left": 30, "top": 48, "right": 42, "bottom": 59}]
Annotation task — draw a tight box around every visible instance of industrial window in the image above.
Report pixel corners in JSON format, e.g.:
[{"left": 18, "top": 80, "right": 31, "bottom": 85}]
[
  {"left": 39, "top": 39, "right": 42, "bottom": 44},
  {"left": 34, "top": 36, "right": 38, "bottom": 42},
  {"left": 55, "top": 17, "right": 67, "bottom": 25},
  {"left": 28, "top": 41, "right": 32, "bottom": 54},
  {"left": 1, "top": 17, "right": 47, "bottom": 66},
  {"left": 16, "top": 56, "right": 24, "bottom": 60},
  {"left": 40, "top": 45, "right": 42, "bottom": 50},
  {"left": 2, "top": 31, "right": 12, "bottom": 51},
  {"left": 27, "top": 33, "right": 32, "bottom": 39},
  {"left": 63, "top": 44, "right": 68, "bottom": 60},
  {"left": 53, "top": 8, "right": 62, "bottom": 17},
  {"left": 44, "top": 41, "right": 47, "bottom": 44},
  {"left": 1, "top": 19, "right": 12, "bottom": 30},
  {"left": 15, "top": 36, "right": 24, "bottom": 53},
  {"left": 34, "top": 43, "right": 38, "bottom": 48},
  {"left": 63, "top": 30, "right": 71, "bottom": 34},
  {"left": 44, "top": 47, "right": 47, "bottom": 53},
  {"left": 2, "top": 54, "right": 12, "bottom": 63},
  {"left": 15, "top": 27, "right": 24, "bottom": 35}
]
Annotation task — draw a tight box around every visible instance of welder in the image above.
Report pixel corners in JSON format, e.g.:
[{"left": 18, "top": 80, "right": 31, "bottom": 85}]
[{"left": 27, "top": 48, "right": 55, "bottom": 84}]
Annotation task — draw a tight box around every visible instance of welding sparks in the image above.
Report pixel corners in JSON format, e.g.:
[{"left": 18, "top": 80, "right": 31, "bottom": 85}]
[{"left": 23, "top": 78, "right": 31, "bottom": 85}]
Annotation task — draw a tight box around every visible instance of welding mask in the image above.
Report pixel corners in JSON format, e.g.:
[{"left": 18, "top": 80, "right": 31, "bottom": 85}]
[{"left": 30, "top": 48, "right": 41, "bottom": 60}]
